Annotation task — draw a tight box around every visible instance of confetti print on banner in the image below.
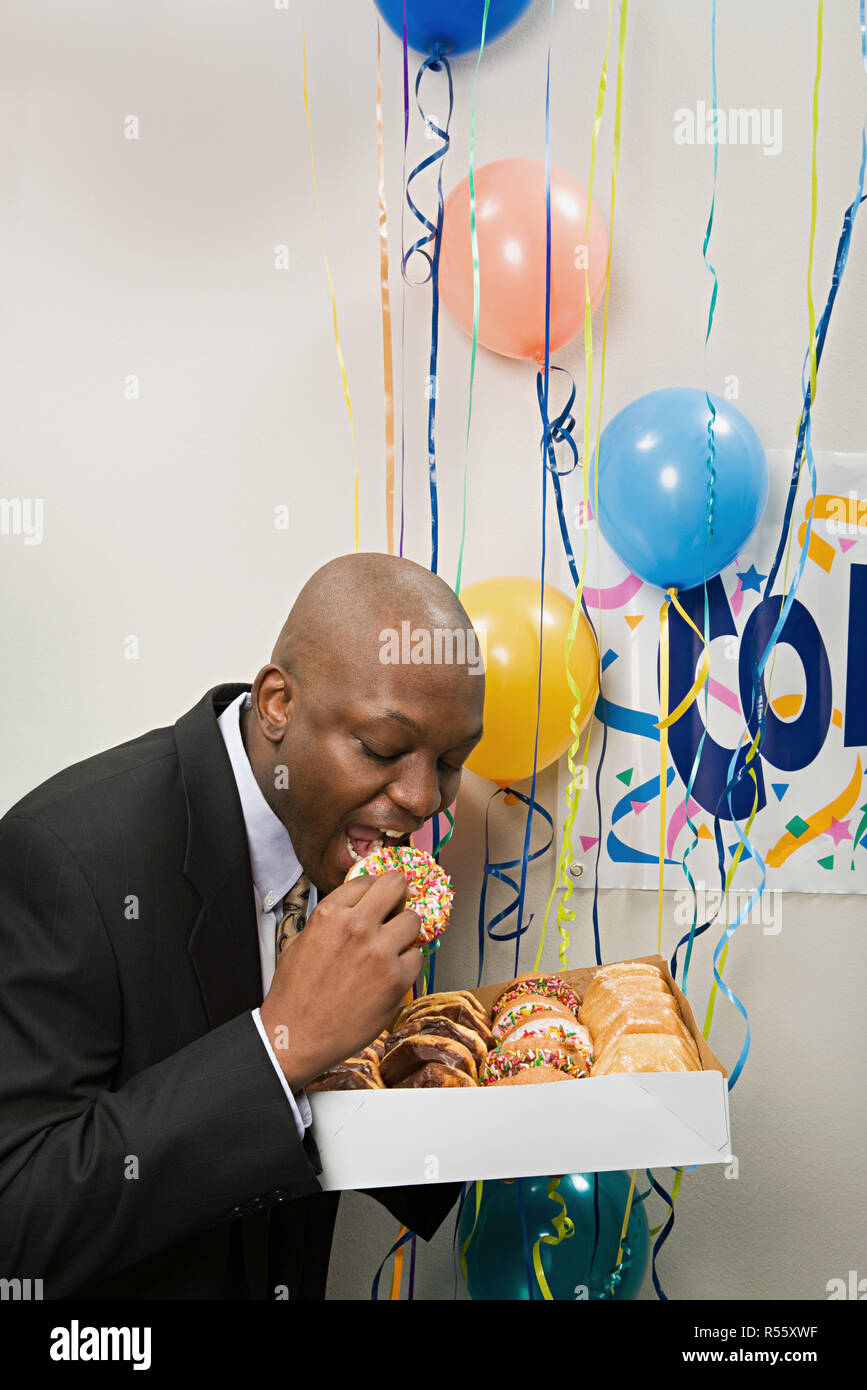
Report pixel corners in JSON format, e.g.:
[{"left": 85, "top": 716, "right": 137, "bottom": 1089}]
[{"left": 766, "top": 759, "right": 863, "bottom": 868}]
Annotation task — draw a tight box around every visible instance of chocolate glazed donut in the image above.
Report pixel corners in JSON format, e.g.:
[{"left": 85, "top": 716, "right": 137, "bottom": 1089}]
[
  {"left": 395, "top": 1062, "right": 475, "bottom": 1088},
  {"left": 380, "top": 1035, "right": 478, "bottom": 1086},
  {"left": 386, "top": 1014, "right": 488, "bottom": 1072}
]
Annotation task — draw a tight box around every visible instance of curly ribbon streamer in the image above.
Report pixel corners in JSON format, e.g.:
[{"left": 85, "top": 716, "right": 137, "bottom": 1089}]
[
  {"left": 370, "top": 1225, "right": 414, "bottom": 1300},
  {"left": 656, "top": 589, "right": 711, "bottom": 955},
  {"left": 675, "top": 0, "right": 719, "bottom": 992},
  {"left": 676, "top": 15, "right": 866, "bottom": 996},
  {"left": 376, "top": 24, "right": 396, "bottom": 554},
  {"left": 458, "top": 1180, "right": 484, "bottom": 1287},
  {"left": 607, "top": 1168, "right": 638, "bottom": 1296},
  {"left": 702, "top": 0, "right": 719, "bottom": 543},
  {"left": 403, "top": 52, "right": 453, "bottom": 573},
  {"left": 644, "top": 1169, "right": 676, "bottom": 1301},
  {"left": 407, "top": 1233, "right": 417, "bottom": 1300},
  {"left": 301, "top": 18, "right": 359, "bottom": 551},
  {"left": 531, "top": 1177, "right": 575, "bottom": 1300},
  {"left": 510, "top": 0, "right": 557, "bottom": 979},
  {"left": 538, "top": 0, "right": 628, "bottom": 972},
  {"left": 455, "top": 0, "right": 491, "bottom": 593},
  {"left": 478, "top": 787, "right": 554, "bottom": 987},
  {"left": 390, "top": 1224, "right": 407, "bottom": 1299},
  {"left": 702, "top": 0, "right": 856, "bottom": 1082}
]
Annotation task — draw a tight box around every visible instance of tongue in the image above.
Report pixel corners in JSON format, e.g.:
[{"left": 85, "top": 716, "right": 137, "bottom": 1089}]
[{"left": 346, "top": 824, "right": 384, "bottom": 857}]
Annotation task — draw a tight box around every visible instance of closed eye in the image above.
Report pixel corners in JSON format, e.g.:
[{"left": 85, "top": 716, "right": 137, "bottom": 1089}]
[{"left": 358, "top": 740, "right": 400, "bottom": 763}]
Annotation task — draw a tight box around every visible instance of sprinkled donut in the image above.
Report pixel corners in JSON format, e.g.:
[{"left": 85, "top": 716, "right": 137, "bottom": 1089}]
[{"left": 344, "top": 844, "right": 453, "bottom": 948}]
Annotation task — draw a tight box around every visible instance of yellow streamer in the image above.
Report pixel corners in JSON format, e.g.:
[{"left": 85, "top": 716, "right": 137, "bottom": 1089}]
[
  {"left": 536, "top": 0, "right": 629, "bottom": 970},
  {"left": 608, "top": 1168, "right": 638, "bottom": 1293},
  {"left": 302, "top": 17, "right": 360, "bottom": 551},
  {"left": 657, "top": 596, "right": 671, "bottom": 955},
  {"left": 655, "top": 587, "right": 711, "bottom": 953},
  {"left": 705, "top": 0, "right": 824, "bottom": 1037},
  {"left": 459, "top": 1180, "right": 484, "bottom": 1285},
  {"left": 531, "top": 1177, "right": 575, "bottom": 1300},
  {"left": 703, "top": 763, "right": 758, "bottom": 1036}
]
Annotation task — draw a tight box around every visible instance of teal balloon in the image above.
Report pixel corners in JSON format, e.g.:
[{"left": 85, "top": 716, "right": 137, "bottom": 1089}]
[
  {"left": 593, "top": 387, "right": 768, "bottom": 592},
  {"left": 459, "top": 1172, "right": 649, "bottom": 1300}
]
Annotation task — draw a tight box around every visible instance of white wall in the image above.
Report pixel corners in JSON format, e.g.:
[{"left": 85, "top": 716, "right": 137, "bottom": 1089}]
[{"left": 1, "top": 0, "right": 864, "bottom": 1300}]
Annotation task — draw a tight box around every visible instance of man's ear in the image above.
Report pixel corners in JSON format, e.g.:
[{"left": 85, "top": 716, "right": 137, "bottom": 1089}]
[{"left": 250, "top": 664, "right": 297, "bottom": 743}]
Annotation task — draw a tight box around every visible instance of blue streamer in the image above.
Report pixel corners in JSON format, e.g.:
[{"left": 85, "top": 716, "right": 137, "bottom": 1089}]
[
  {"left": 701, "top": 0, "right": 719, "bottom": 542},
  {"left": 403, "top": 52, "right": 453, "bottom": 574},
  {"left": 645, "top": 1169, "right": 674, "bottom": 1301},
  {"left": 705, "top": 127, "right": 867, "bottom": 1091},
  {"left": 508, "top": 0, "right": 556, "bottom": 979},
  {"left": 477, "top": 787, "right": 554, "bottom": 987},
  {"left": 676, "top": 584, "right": 711, "bottom": 996},
  {"left": 370, "top": 1227, "right": 415, "bottom": 1300}
]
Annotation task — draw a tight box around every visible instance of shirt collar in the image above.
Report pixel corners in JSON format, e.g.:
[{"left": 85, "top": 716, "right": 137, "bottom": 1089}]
[{"left": 217, "top": 690, "right": 308, "bottom": 913}]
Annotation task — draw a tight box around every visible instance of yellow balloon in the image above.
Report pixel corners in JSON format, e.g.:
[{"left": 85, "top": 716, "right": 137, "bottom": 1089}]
[{"left": 459, "top": 576, "right": 599, "bottom": 785}]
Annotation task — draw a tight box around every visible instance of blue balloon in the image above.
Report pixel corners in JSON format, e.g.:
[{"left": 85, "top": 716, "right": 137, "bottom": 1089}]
[
  {"left": 593, "top": 388, "right": 769, "bottom": 592},
  {"left": 459, "top": 1172, "right": 649, "bottom": 1300},
  {"left": 373, "top": 0, "right": 534, "bottom": 57}
]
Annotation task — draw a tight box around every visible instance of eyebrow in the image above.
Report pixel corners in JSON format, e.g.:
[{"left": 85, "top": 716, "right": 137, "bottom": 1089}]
[
  {"left": 378, "top": 708, "right": 422, "bottom": 733},
  {"left": 376, "top": 709, "right": 483, "bottom": 745}
]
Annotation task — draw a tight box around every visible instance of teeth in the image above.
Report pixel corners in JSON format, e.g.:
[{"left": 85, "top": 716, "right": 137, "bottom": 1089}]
[
  {"left": 384, "top": 829, "right": 402, "bottom": 839},
  {"left": 345, "top": 833, "right": 386, "bottom": 862}
]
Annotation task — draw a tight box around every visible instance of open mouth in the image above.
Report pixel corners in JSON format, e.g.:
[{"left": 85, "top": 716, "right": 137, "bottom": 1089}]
[{"left": 343, "top": 823, "right": 414, "bottom": 863}]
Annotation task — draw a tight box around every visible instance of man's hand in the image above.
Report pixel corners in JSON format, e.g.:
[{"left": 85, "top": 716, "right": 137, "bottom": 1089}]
[{"left": 259, "top": 870, "right": 422, "bottom": 1090}]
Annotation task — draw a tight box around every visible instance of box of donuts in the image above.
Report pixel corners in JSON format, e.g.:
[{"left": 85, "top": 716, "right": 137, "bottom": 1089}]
[{"left": 307, "top": 952, "right": 732, "bottom": 1190}]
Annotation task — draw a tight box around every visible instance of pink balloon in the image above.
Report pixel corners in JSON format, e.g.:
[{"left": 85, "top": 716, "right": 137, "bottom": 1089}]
[
  {"left": 440, "top": 157, "right": 609, "bottom": 362},
  {"left": 412, "top": 801, "right": 458, "bottom": 856}
]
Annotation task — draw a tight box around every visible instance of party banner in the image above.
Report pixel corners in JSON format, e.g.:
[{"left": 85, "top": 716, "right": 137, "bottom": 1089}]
[{"left": 555, "top": 450, "right": 867, "bottom": 896}]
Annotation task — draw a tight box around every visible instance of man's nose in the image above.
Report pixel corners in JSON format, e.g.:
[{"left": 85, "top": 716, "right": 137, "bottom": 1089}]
[{"left": 387, "top": 755, "right": 442, "bottom": 823}]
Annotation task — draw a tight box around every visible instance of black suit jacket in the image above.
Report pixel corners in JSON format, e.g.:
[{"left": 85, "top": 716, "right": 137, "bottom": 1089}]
[{"left": 0, "top": 684, "right": 459, "bottom": 1299}]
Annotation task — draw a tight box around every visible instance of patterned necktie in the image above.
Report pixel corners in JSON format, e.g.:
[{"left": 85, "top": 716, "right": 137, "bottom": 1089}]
[{"left": 275, "top": 872, "right": 311, "bottom": 962}]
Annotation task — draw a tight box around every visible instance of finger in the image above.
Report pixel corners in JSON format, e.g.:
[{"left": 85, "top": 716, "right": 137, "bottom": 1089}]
[
  {"left": 381, "top": 905, "right": 424, "bottom": 956},
  {"left": 396, "top": 931, "right": 425, "bottom": 993},
  {"left": 350, "top": 869, "right": 410, "bottom": 924},
  {"left": 323, "top": 873, "right": 382, "bottom": 910}
]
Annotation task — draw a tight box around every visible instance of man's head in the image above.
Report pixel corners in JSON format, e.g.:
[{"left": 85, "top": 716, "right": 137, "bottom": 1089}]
[{"left": 242, "top": 552, "right": 485, "bottom": 893}]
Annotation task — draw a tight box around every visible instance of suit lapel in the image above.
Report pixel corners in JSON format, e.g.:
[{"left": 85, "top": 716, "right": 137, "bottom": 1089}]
[{"left": 174, "top": 685, "right": 264, "bottom": 1027}]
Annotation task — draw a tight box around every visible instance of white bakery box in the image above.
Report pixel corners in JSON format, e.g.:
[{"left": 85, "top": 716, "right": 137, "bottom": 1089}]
[{"left": 308, "top": 955, "right": 732, "bottom": 1189}]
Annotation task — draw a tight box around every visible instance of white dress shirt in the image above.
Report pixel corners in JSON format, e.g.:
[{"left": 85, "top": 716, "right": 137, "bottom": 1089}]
[{"left": 217, "top": 690, "right": 319, "bottom": 1140}]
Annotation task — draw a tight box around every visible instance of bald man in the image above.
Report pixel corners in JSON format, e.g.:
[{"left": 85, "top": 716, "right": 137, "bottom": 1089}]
[{"left": 0, "top": 553, "right": 485, "bottom": 1300}]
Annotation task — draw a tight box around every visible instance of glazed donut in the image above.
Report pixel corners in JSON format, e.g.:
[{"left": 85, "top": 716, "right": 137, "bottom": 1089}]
[
  {"left": 492, "top": 973, "right": 581, "bottom": 1018},
  {"left": 345, "top": 844, "right": 453, "bottom": 948},
  {"left": 491, "top": 999, "right": 577, "bottom": 1042},
  {"left": 482, "top": 1046, "right": 588, "bottom": 1086}
]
